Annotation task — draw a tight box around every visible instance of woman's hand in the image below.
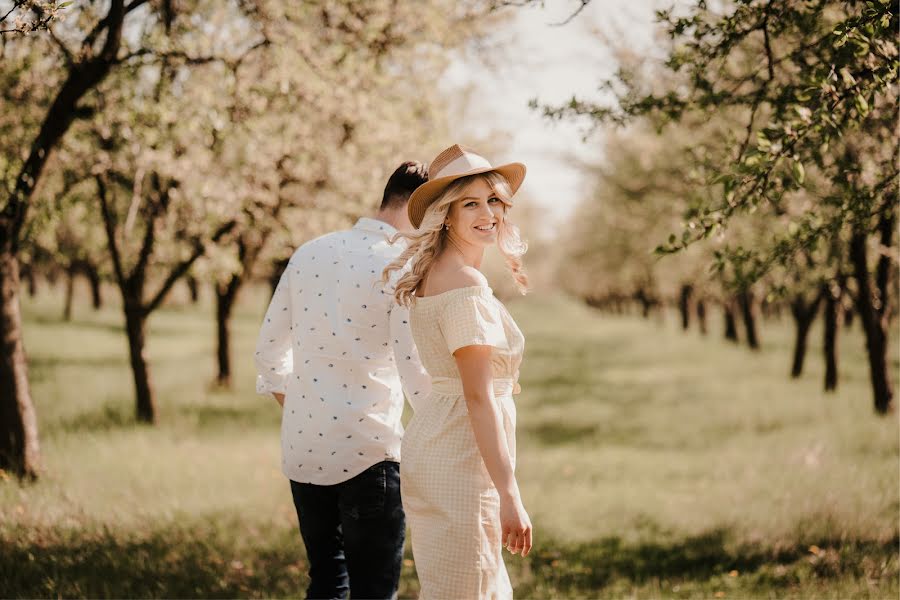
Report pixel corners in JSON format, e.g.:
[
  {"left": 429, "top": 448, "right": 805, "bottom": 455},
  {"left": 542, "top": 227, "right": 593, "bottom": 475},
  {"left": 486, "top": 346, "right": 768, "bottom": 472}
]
[{"left": 499, "top": 493, "right": 533, "bottom": 557}]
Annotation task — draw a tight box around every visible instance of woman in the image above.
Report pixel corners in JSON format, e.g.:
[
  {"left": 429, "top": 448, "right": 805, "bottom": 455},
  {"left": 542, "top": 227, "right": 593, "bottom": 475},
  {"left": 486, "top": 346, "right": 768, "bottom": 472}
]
[{"left": 382, "top": 144, "right": 532, "bottom": 599}]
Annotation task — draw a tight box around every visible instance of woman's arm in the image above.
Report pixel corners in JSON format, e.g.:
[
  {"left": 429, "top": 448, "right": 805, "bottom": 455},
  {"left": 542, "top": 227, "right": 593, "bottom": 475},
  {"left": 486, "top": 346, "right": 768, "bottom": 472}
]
[{"left": 455, "top": 345, "right": 533, "bottom": 556}]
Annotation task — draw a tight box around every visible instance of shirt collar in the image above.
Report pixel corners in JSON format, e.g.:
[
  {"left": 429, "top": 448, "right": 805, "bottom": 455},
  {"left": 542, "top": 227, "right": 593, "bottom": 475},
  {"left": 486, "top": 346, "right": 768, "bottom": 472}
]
[{"left": 354, "top": 217, "right": 398, "bottom": 237}]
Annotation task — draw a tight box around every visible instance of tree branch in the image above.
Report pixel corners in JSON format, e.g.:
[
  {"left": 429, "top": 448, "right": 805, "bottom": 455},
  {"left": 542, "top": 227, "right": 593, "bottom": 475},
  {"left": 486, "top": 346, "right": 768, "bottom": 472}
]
[
  {"left": 761, "top": 10, "right": 775, "bottom": 82},
  {"left": 550, "top": 0, "right": 590, "bottom": 27},
  {"left": 3, "top": 0, "right": 125, "bottom": 250},
  {"left": 0, "top": 3, "right": 19, "bottom": 25},
  {"left": 119, "top": 37, "right": 269, "bottom": 67},
  {"left": 874, "top": 200, "right": 896, "bottom": 317},
  {"left": 82, "top": 0, "right": 148, "bottom": 55},
  {"left": 96, "top": 174, "right": 126, "bottom": 290},
  {"left": 29, "top": 4, "right": 74, "bottom": 63},
  {"left": 130, "top": 173, "right": 170, "bottom": 288},
  {"left": 143, "top": 219, "right": 237, "bottom": 315}
]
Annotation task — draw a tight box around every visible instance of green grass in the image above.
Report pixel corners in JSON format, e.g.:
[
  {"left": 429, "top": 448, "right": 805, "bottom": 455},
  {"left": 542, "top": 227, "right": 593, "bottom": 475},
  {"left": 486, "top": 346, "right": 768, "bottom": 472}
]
[{"left": 2, "top": 284, "right": 898, "bottom": 598}]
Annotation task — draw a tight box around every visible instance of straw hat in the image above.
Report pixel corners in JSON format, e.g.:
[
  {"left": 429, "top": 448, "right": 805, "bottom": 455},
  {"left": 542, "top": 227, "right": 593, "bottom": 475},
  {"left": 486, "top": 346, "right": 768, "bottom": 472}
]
[{"left": 407, "top": 144, "right": 526, "bottom": 228}]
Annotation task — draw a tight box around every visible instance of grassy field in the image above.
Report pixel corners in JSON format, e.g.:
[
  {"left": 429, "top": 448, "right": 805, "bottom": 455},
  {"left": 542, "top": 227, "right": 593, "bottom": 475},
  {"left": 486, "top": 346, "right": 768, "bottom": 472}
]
[{"left": 2, "top": 284, "right": 898, "bottom": 599}]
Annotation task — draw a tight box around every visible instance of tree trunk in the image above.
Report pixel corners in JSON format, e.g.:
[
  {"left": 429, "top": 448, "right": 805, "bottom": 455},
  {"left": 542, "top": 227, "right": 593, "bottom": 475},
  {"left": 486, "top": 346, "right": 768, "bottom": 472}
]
[
  {"left": 85, "top": 262, "right": 102, "bottom": 309},
  {"left": 215, "top": 278, "right": 241, "bottom": 388},
  {"left": 63, "top": 264, "right": 75, "bottom": 321},
  {"left": 635, "top": 288, "right": 652, "bottom": 318},
  {"left": 723, "top": 299, "right": 739, "bottom": 343},
  {"left": 270, "top": 257, "right": 289, "bottom": 296},
  {"left": 679, "top": 284, "right": 693, "bottom": 330},
  {"left": 0, "top": 250, "right": 41, "bottom": 478},
  {"left": 186, "top": 275, "right": 199, "bottom": 304},
  {"left": 696, "top": 298, "right": 708, "bottom": 335},
  {"left": 850, "top": 222, "right": 894, "bottom": 414},
  {"left": 45, "top": 267, "right": 59, "bottom": 287},
  {"left": 789, "top": 291, "right": 822, "bottom": 378},
  {"left": 823, "top": 281, "right": 841, "bottom": 392},
  {"left": 843, "top": 305, "right": 855, "bottom": 328},
  {"left": 124, "top": 303, "right": 156, "bottom": 424},
  {"left": 738, "top": 290, "right": 760, "bottom": 350},
  {"left": 760, "top": 298, "right": 773, "bottom": 320},
  {"left": 22, "top": 263, "right": 37, "bottom": 298}
]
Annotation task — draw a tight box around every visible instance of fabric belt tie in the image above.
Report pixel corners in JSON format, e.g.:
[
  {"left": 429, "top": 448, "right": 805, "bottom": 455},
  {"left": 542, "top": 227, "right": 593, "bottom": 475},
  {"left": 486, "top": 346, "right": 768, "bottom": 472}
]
[{"left": 430, "top": 376, "right": 520, "bottom": 397}]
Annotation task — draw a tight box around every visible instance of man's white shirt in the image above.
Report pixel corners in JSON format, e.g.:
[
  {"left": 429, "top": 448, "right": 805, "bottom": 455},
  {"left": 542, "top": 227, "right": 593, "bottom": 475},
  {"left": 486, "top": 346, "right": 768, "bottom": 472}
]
[{"left": 254, "top": 217, "right": 430, "bottom": 485}]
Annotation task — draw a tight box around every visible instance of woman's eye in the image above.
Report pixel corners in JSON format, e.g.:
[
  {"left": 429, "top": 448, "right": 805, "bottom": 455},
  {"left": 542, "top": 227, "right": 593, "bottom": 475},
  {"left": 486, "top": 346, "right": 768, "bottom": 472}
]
[
  {"left": 488, "top": 197, "right": 500, "bottom": 203},
  {"left": 465, "top": 201, "right": 477, "bottom": 207}
]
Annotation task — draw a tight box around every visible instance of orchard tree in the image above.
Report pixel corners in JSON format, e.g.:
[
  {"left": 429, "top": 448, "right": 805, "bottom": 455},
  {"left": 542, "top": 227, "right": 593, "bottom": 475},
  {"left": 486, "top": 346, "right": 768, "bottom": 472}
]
[
  {"left": 28, "top": 171, "right": 107, "bottom": 319},
  {"left": 1, "top": 0, "right": 135, "bottom": 478},
  {"left": 540, "top": 0, "right": 898, "bottom": 413}
]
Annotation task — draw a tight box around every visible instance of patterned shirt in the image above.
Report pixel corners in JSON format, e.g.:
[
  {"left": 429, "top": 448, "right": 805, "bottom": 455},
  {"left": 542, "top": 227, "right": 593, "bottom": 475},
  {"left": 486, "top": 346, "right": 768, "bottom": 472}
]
[{"left": 254, "top": 217, "right": 431, "bottom": 485}]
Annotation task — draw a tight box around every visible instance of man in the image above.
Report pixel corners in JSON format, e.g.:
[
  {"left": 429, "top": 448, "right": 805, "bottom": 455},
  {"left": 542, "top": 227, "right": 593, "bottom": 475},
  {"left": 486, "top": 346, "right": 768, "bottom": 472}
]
[{"left": 254, "top": 162, "right": 431, "bottom": 599}]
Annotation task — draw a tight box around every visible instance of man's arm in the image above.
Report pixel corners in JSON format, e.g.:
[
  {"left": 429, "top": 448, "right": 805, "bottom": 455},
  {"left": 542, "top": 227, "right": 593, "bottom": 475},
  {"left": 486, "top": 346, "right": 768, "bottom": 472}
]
[
  {"left": 389, "top": 303, "right": 431, "bottom": 411},
  {"left": 254, "top": 267, "right": 294, "bottom": 404}
]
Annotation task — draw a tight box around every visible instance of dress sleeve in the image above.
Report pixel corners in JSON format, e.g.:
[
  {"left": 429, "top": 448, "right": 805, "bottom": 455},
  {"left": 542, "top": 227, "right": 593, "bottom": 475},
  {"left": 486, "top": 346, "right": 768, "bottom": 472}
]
[{"left": 439, "top": 290, "right": 508, "bottom": 355}]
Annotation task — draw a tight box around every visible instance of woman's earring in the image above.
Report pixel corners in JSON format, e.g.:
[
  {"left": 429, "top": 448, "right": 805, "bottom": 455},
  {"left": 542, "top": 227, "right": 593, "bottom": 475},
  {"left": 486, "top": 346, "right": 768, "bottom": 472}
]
[{"left": 443, "top": 223, "right": 450, "bottom": 230}]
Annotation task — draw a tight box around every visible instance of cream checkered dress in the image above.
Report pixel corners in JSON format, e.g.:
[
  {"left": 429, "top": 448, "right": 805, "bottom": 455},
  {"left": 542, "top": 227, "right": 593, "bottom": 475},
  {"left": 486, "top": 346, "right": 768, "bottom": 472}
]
[{"left": 403, "top": 285, "right": 524, "bottom": 599}]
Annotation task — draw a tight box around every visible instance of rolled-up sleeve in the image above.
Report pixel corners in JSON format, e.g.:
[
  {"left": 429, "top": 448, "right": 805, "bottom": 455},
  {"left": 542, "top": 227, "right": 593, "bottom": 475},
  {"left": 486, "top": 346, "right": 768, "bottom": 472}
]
[{"left": 254, "top": 268, "right": 293, "bottom": 396}]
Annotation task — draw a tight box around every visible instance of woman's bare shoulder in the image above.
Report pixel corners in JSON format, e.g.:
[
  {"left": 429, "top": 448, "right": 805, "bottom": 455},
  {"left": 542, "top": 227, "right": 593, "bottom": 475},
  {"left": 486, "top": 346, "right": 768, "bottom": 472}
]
[
  {"left": 418, "top": 265, "right": 488, "bottom": 297},
  {"left": 446, "top": 266, "right": 488, "bottom": 290}
]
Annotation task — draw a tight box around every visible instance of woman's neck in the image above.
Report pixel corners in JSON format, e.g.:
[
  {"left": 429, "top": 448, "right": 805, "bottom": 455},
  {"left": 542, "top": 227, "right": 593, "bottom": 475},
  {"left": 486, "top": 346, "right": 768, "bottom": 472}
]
[{"left": 444, "top": 237, "right": 484, "bottom": 270}]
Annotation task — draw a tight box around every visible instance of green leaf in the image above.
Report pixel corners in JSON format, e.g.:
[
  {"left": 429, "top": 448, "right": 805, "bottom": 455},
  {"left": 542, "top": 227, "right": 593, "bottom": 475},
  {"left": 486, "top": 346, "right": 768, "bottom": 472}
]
[
  {"left": 58, "top": 1, "right": 74, "bottom": 7},
  {"left": 792, "top": 161, "right": 805, "bottom": 185}
]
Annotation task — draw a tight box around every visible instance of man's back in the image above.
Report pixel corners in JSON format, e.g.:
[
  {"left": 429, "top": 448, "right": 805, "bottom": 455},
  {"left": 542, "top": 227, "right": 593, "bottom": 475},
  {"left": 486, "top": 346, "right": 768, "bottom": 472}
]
[{"left": 255, "top": 217, "right": 429, "bottom": 485}]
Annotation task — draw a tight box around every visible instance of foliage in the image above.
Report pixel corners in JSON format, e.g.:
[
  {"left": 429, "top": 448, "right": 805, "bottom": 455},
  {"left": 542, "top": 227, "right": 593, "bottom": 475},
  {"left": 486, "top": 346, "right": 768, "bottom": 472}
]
[
  {"left": 540, "top": 0, "right": 898, "bottom": 286},
  {"left": 0, "top": 0, "right": 71, "bottom": 36}
]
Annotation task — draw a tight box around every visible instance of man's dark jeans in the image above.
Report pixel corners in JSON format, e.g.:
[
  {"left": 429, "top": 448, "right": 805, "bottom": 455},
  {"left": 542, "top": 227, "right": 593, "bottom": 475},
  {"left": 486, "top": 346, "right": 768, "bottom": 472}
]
[{"left": 290, "top": 461, "right": 404, "bottom": 600}]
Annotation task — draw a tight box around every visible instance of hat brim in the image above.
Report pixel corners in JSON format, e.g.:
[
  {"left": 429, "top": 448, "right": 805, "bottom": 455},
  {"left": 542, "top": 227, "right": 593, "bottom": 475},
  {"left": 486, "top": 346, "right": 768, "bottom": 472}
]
[{"left": 407, "top": 162, "right": 526, "bottom": 229}]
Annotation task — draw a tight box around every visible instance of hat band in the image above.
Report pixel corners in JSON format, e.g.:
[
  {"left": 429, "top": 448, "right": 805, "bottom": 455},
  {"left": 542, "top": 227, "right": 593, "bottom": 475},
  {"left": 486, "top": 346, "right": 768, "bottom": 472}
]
[{"left": 433, "top": 153, "right": 492, "bottom": 179}]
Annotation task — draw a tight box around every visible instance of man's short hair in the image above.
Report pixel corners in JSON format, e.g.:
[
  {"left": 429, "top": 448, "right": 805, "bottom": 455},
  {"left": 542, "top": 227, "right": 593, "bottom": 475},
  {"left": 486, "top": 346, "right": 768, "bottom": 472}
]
[{"left": 380, "top": 161, "right": 428, "bottom": 211}]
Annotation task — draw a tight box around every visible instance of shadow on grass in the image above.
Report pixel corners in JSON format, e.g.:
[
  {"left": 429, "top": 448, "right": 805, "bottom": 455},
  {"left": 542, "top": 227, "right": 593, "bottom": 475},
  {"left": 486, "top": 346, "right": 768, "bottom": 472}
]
[
  {"left": 28, "top": 314, "right": 124, "bottom": 334},
  {"left": 45, "top": 404, "right": 137, "bottom": 435},
  {"left": 30, "top": 355, "right": 127, "bottom": 371},
  {"left": 526, "top": 422, "right": 598, "bottom": 446},
  {"left": 0, "top": 526, "right": 308, "bottom": 599},
  {"left": 513, "top": 529, "right": 900, "bottom": 597},
  {"left": 174, "top": 402, "right": 280, "bottom": 430},
  {"left": 3, "top": 524, "right": 896, "bottom": 599},
  {"left": 25, "top": 314, "right": 186, "bottom": 340},
  {"left": 43, "top": 401, "right": 280, "bottom": 437}
]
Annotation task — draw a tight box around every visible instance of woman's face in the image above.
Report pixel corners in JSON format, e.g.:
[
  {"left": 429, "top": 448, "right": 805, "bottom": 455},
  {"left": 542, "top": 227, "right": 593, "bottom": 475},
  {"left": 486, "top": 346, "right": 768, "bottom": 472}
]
[{"left": 446, "top": 177, "right": 505, "bottom": 248}]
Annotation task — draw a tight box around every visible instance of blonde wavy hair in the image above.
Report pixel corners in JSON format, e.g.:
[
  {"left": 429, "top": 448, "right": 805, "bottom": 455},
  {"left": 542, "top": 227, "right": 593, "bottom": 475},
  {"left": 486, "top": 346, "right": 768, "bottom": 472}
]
[{"left": 381, "top": 171, "right": 528, "bottom": 307}]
